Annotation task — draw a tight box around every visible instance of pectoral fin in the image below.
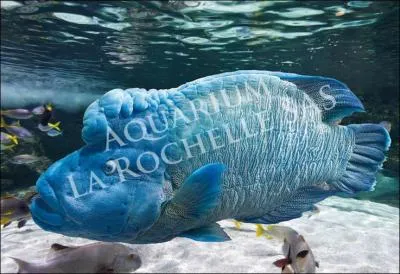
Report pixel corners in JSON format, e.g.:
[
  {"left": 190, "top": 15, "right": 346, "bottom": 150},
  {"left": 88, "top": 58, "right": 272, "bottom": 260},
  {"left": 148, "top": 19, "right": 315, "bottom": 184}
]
[
  {"left": 273, "top": 258, "right": 291, "bottom": 268},
  {"left": 180, "top": 223, "right": 231, "bottom": 242},
  {"left": 168, "top": 163, "right": 226, "bottom": 219}
]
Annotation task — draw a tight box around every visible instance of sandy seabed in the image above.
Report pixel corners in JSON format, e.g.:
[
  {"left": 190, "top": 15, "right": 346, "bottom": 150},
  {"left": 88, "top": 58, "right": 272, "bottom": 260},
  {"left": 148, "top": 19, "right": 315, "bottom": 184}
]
[{"left": 1, "top": 197, "right": 399, "bottom": 273}]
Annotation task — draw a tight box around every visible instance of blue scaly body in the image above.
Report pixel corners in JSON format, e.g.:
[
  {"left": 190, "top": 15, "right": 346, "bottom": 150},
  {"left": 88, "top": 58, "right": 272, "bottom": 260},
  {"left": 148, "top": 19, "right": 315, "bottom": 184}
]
[{"left": 30, "top": 71, "right": 391, "bottom": 243}]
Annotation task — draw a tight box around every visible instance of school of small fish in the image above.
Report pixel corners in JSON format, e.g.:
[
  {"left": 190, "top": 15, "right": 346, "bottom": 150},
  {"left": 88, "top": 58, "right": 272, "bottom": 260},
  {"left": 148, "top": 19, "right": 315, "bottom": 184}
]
[
  {"left": 0, "top": 104, "right": 62, "bottom": 168},
  {"left": 1, "top": 192, "right": 36, "bottom": 229}
]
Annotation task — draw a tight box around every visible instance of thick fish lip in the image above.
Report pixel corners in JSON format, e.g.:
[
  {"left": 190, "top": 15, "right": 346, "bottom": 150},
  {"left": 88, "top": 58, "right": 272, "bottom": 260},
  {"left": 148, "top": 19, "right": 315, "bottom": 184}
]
[
  {"left": 35, "top": 175, "right": 62, "bottom": 213},
  {"left": 30, "top": 197, "right": 64, "bottom": 227},
  {"left": 30, "top": 176, "right": 64, "bottom": 227}
]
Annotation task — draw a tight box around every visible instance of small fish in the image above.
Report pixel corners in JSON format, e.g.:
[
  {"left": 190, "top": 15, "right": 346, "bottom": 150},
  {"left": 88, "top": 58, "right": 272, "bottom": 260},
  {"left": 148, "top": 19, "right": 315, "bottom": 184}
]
[
  {"left": 256, "top": 224, "right": 273, "bottom": 239},
  {"left": 335, "top": 10, "right": 345, "bottom": 16},
  {"left": 38, "top": 121, "right": 61, "bottom": 132},
  {"left": 10, "top": 242, "right": 142, "bottom": 273},
  {"left": 47, "top": 128, "right": 63, "bottom": 137},
  {"left": 258, "top": 225, "right": 319, "bottom": 273},
  {"left": 39, "top": 104, "right": 62, "bottom": 130},
  {"left": 0, "top": 143, "right": 16, "bottom": 151},
  {"left": 1, "top": 109, "right": 33, "bottom": 119},
  {"left": 9, "top": 154, "right": 41, "bottom": 165},
  {"left": 31, "top": 105, "right": 46, "bottom": 115},
  {"left": 2, "top": 120, "right": 34, "bottom": 141},
  {"left": 1, "top": 192, "right": 35, "bottom": 228},
  {"left": 38, "top": 123, "right": 52, "bottom": 132},
  {"left": 0, "top": 132, "right": 18, "bottom": 145}
]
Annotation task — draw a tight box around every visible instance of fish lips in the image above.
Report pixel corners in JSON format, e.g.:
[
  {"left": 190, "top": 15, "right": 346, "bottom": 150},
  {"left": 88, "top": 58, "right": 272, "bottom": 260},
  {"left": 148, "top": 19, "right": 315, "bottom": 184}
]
[{"left": 30, "top": 176, "right": 65, "bottom": 228}]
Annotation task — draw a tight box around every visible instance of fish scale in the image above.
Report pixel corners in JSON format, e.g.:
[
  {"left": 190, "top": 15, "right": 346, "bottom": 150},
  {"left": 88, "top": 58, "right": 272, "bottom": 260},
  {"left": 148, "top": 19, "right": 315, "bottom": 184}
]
[{"left": 161, "top": 74, "right": 350, "bottom": 221}]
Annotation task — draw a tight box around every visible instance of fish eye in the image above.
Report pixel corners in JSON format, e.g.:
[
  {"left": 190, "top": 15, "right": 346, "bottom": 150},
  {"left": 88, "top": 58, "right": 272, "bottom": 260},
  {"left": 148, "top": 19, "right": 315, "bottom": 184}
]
[
  {"left": 104, "top": 160, "right": 117, "bottom": 175},
  {"left": 296, "top": 250, "right": 309, "bottom": 258}
]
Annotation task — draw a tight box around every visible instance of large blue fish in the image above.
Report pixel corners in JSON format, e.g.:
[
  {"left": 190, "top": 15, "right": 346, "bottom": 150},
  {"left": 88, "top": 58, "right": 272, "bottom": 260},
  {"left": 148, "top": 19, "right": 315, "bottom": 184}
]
[{"left": 30, "top": 71, "right": 391, "bottom": 243}]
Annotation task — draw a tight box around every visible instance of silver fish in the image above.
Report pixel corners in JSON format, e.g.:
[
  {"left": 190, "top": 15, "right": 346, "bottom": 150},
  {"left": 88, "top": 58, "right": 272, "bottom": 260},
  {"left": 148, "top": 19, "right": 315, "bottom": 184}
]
[
  {"left": 5, "top": 125, "right": 34, "bottom": 140},
  {"left": 1, "top": 109, "right": 33, "bottom": 119},
  {"left": 47, "top": 129, "right": 62, "bottom": 137},
  {"left": 31, "top": 105, "right": 45, "bottom": 115},
  {"left": 9, "top": 154, "right": 41, "bottom": 165},
  {"left": 37, "top": 123, "right": 52, "bottom": 132},
  {"left": 10, "top": 242, "right": 142, "bottom": 273},
  {"left": 0, "top": 132, "right": 18, "bottom": 145},
  {"left": 268, "top": 226, "right": 319, "bottom": 273}
]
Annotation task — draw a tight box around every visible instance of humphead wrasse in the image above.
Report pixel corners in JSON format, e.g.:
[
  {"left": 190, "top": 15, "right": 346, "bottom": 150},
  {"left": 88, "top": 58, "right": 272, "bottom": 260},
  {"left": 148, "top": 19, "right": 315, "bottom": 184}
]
[{"left": 30, "top": 71, "right": 391, "bottom": 243}]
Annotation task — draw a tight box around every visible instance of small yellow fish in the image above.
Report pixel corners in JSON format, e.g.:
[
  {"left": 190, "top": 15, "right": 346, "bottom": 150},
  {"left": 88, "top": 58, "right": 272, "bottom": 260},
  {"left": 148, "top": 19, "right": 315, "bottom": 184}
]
[
  {"left": 233, "top": 220, "right": 242, "bottom": 230},
  {"left": 48, "top": 121, "right": 61, "bottom": 131}
]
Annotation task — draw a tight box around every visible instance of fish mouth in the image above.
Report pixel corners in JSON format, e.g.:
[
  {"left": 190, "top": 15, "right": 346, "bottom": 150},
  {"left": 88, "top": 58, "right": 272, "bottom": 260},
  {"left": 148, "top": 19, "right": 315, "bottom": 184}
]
[{"left": 30, "top": 177, "right": 65, "bottom": 228}]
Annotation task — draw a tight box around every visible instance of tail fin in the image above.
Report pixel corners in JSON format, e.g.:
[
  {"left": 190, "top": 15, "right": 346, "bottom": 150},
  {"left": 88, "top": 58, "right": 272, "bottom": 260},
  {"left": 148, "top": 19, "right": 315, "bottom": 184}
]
[
  {"left": 48, "top": 121, "right": 61, "bottom": 131},
  {"left": 330, "top": 123, "right": 391, "bottom": 194},
  {"left": 9, "top": 135, "right": 18, "bottom": 145},
  {"left": 0, "top": 116, "right": 7, "bottom": 128}
]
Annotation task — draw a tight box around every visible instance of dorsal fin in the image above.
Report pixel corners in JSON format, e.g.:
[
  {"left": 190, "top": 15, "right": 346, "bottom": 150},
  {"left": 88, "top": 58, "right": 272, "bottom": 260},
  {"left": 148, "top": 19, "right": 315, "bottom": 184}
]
[{"left": 268, "top": 71, "right": 365, "bottom": 123}]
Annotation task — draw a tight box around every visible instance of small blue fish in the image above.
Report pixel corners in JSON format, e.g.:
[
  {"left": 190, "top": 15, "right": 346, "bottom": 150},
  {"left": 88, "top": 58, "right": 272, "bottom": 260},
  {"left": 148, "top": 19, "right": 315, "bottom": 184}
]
[
  {"left": 47, "top": 129, "right": 63, "bottom": 137},
  {"left": 38, "top": 122, "right": 61, "bottom": 132}
]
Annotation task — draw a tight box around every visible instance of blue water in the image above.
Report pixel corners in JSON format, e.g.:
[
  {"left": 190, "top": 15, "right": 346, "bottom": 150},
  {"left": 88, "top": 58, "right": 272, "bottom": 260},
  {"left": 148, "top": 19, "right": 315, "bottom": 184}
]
[{"left": 1, "top": 1, "right": 399, "bottom": 207}]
